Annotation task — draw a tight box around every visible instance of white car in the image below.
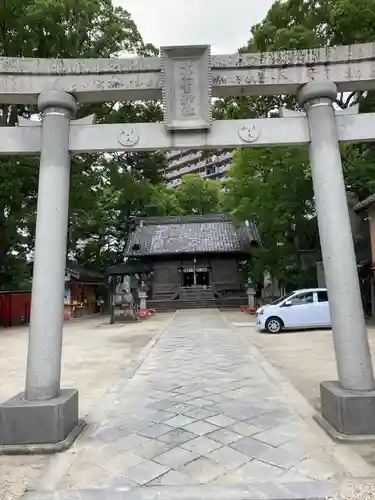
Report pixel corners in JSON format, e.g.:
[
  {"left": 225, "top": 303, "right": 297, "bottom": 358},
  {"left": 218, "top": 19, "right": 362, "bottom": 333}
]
[{"left": 256, "top": 288, "right": 331, "bottom": 334}]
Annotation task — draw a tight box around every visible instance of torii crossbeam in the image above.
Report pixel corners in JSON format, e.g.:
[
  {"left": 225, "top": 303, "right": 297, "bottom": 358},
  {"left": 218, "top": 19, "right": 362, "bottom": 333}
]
[
  {"left": 1, "top": 42, "right": 375, "bottom": 103},
  {"left": 3, "top": 111, "right": 375, "bottom": 154}
]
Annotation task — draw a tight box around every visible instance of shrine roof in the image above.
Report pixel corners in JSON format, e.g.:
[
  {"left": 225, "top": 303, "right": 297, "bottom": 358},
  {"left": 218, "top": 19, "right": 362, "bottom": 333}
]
[
  {"left": 65, "top": 260, "right": 103, "bottom": 283},
  {"left": 125, "top": 214, "right": 260, "bottom": 257},
  {"left": 105, "top": 261, "right": 152, "bottom": 276}
]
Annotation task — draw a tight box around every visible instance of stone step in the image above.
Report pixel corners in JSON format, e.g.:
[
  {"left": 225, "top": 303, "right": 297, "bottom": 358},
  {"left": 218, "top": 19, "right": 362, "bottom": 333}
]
[
  {"left": 23, "top": 481, "right": 338, "bottom": 500},
  {"left": 148, "top": 298, "right": 246, "bottom": 312}
]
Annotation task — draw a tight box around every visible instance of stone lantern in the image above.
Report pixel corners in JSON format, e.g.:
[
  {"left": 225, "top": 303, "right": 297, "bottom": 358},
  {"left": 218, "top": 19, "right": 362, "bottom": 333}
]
[
  {"left": 138, "top": 281, "right": 148, "bottom": 312},
  {"left": 246, "top": 279, "right": 255, "bottom": 309}
]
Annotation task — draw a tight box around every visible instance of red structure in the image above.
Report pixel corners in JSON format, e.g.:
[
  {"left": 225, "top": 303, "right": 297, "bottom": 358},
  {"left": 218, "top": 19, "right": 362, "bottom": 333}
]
[
  {"left": 0, "top": 291, "right": 31, "bottom": 328},
  {"left": 0, "top": 262, "right": 103, "bottom": 328}
]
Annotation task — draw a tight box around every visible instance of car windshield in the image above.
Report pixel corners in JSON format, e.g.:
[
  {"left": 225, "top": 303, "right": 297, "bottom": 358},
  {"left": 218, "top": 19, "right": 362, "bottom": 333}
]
[{"left": 271, "top": 292, "right": 295, "bottom": 305}]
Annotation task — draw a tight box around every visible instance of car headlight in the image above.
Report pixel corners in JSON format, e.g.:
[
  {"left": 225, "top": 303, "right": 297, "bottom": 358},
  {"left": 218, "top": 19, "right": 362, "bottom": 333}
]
[{"left": 257, "top": 308, "right": 264, "bottom": 316}]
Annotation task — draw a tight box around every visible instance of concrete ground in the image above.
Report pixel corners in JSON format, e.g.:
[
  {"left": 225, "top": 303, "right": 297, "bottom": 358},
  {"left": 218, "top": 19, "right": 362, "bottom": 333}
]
[
  {"left": 224, "top": 311, "right": 375, "bottom": 467},
  {"left": 0, "top": 313, "right": 173, "bottom": 500},
  {"left": 21, "top": 310, "right": 375, "bottom": 500}
]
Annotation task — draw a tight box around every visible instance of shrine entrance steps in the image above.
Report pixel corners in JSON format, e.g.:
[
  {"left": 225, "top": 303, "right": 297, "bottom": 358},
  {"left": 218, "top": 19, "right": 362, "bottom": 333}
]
[{"left": 148, "top": 297, "right": 246, "bottom": 312}]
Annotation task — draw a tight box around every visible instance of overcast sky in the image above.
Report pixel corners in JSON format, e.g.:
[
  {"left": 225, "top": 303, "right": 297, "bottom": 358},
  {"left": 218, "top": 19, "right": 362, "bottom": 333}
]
[{"left": 113, "top": 0, "right": 275, "bottom": 54}]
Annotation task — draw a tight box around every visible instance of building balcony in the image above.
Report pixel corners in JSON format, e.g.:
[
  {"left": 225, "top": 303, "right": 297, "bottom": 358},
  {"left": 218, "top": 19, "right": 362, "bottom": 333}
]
[{"left": 165, "top": 151, "right": 233, "bottom": 180}]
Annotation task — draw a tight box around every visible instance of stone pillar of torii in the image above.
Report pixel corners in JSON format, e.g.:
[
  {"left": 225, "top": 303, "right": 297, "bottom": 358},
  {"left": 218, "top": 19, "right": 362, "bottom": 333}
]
[{"left": 1, "top": 43, "right": 375, "bottom": 451}]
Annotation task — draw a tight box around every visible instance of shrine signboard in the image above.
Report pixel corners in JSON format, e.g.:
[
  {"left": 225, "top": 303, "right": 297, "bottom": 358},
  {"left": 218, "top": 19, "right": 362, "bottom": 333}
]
[{"left": 161, "top": 45, "right": 212, "bottom": 130}]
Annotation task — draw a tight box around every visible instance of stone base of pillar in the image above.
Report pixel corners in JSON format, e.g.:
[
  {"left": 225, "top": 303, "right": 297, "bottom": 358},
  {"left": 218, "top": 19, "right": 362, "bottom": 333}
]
[
  {"left": 0, "top": 389, "right": 82, "bottom": 453},
  {"left": 318, "top": 381, "right": 375, "bottom": 439}
]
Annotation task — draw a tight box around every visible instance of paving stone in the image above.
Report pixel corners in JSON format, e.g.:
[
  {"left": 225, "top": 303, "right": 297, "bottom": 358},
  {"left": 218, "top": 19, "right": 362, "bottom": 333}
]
[
  {"left": 163, "top": 414, "right": 196, "bottom": 428},
  {"left": 147, "top": 390, "right": 174, "bottom": 400},
  {"left": 188, "top": 390, "right": 209, "bottom": 398},
  {"left": 202, "top": 403, "right": 223, "bottom": 414},
  {"left": 205, "top": 414, "right": 238, "bottom": 428},
  {"left": 168, "top": 403, "right": 196, "bottom": 414},
  {"left": 170, "top": 394, "right": 193, "bottom": 403},
  {"left": 155, "top": 382, "right": 181, "bottom": 391},
  {"left": 173, "top": 386, "right": 194, "bottom": 394},
  {"left": 205, "top": 386, "right": 228, "bottom": 394},
  {"left": 294, "top": 456, "right": 337, "bottom": 481},
  {"left": 148, "top": 469, "right": 197, "bottom": 485},
  {"left": 103, "top": 450, "right": 144, "bottom": 473},
  {"left": 231, "top": 436, "right": 270, "bottom": 458},
  {"left": 108, "top": 476, "right": 138, "bottom": 490},
  {"left": 180, "top": 457, "right": 226, "bottom": 483},
  {"left": 138, "top": 423, "right": 173, "bottom": 439},
  {"left": 154, "top": 446, "right": 199, "bottom": 469},
  {"left": 258, "top": 444, "right": 305, "bottom": 470},
  {"left": 183, "top": 420, "right": 220, "bottom": 436},
  {"left": 157, "top": 428, "right": 198, "bottom": 445},
  {"left": 189, "top": 398, "right": 215, "bottom": 407},
  {"left": 117, "top": 420, "right": 151, "bottom": 434},
  {"left": 218, "top": 406, "right": 259, "bottom": 421},
  {"left": 206, "top": 428, "right": 243, "bottom": 445},
  {"left": 206, "top": 446, "right": 250, "bottom": 470},
  {"left": 236, "top": 459, "right": 285, "bottom": 481},
  {"left": 249, "top": 413, "right": 284, "bottom": 429},
  {"left": 184, "top": 407, "right": 219, "bottom": 420},
  {"left": 135, "top": 398, "right": 161, "bottom": 410},
  {"left": 279, "top": 469, "right": 312, "bottom": 482},
  {"left": 210, "top": 471, "right": 245, "bottom": 485},
  {"left": 181, "top": 436, "right": 223, "bottom": 455},
  {"left": 229, "top": 421, "right": 263, "bottom": 437},
  {"left": 94, "top": 427, "right": 125, "bottom": 443},
  {"left": 60, "top": 461, "right": 113, "bottom": 489},
  {"left": 115, "top": 433, "right": 152, "bottom": 451},
  {"left": 121, "top": 460, "right": 170, "bottom": 485},
  {"left": 150, "top": 400, "right": 178, "bottom": 411},
  {"left": 147, "top": 410, "right": 178, "bottom": 423},
  {"left": 132, "top": 440, "right": 173, "bottom": 460},
  {"left": 253, "top": 427, "right": 294, "bottom": 447}
]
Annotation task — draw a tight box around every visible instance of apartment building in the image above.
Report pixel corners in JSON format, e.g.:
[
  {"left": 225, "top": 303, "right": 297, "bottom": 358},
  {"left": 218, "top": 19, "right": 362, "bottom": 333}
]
[{"left": 164, "top": 149, "right": 233, "bottom": 187}]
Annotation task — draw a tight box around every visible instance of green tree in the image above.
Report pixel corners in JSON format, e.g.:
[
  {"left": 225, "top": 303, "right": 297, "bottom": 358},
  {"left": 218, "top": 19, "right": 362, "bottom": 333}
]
[
  {"left": 224, "top": 147, "right": 317, "bottom": 288},
  {"left": 174, "top": 174, "right": 222, "bottom": 215},
  {"left": 248, "top": 0, "right": 375, "bottom": 52},
  {"left": 222, "top": 0, "right": 375, "bottom": 287},
  {"left": 0, "top": 0, "right": 160, "bottom": 288},
  {"left": 148, "top": 184, "right": 182, "bottom": 216}
]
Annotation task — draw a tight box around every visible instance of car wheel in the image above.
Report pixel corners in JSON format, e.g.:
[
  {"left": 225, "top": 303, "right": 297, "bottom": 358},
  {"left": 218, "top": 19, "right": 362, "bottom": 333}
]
[{"left": 265, "top": 317, "right": 283, "bottom": 334}]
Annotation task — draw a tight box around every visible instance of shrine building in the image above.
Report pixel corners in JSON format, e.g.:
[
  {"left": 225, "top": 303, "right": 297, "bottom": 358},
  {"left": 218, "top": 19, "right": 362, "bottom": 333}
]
[{"left": 124, "top": 214, "right": 260, "bottom": 311}]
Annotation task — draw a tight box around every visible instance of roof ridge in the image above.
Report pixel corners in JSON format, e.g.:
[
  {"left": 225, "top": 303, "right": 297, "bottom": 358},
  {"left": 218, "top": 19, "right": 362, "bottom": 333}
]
[{"left": 133, "top": 213, "right": 233, "bottom": 226}]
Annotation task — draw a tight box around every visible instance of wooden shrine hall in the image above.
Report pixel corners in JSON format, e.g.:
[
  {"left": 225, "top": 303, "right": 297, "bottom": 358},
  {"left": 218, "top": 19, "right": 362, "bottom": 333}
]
[{"left": 124, "top": 214, "right": 260, "bottom": 311}]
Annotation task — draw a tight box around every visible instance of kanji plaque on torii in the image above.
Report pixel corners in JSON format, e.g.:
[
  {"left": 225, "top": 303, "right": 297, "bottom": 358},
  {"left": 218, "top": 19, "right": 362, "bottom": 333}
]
[{"left": 161, "top": 45, "right": 212, "bottom": 130}]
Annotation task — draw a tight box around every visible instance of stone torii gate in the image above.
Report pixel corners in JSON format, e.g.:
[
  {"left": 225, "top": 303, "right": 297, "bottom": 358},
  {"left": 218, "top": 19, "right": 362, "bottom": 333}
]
[{"left": 1, "top": 43, "right": 375, "bottom": 451}]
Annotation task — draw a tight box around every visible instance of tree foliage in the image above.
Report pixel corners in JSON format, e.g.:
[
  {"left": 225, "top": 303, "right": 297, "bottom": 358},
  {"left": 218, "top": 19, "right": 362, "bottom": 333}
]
[
  {"left": 223, "top": 0, "right": 375, "bottom": 288},
  {"left": 224, "top": 148, "right": 318, "bottom": 287},
  {"left": 174, "top": 175, "right": 223, "bottom": 216},
  {"left": 0, "top": 0, "right": 159, "bottom": 289}
]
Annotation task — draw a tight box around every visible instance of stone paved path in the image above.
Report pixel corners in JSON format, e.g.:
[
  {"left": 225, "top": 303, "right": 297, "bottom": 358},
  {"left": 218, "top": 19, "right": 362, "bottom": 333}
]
[{"left": 25, "top": 310, "right": 352, "bottom": 500}]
